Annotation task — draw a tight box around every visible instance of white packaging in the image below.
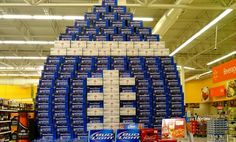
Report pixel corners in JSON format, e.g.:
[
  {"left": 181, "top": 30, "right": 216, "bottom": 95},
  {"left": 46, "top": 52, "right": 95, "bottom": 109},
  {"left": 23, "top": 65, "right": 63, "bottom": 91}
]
[
  {"left": 103, "top": 70, "right": 119, "bottom": 78},
  {"left": 111, "top": 48, "right": 126, "bottom": 56},
  {"left": 98, "top": 48, "right": 111, "bottom": 56},
  {"left": 103, "top": 79, "right": 119, "bottom": 85},
  {"left": 154, "top": 48, "right": 170, "bottom": 56},
  {"left": 119, "top": 41, "right": 133, "bottom": 49},
  {"left": 150, "top": 41, "right": 165, "bottom": 49},
  {"left": 87, "top": 108, "right": 103, "bottom": 116},
  {"left": 54, "top": 41, "right": 70, "bottom": 48},
  {"left": 104, "top": 87, "right": 119, "bottom": 93},
  {"left": 103, "top": 93, "right": 120, "bottom": 99},
  {"left": 119, "top": 78, "right": 135, "bottom": 86},
  {"left": 83, "top": 48, "right": 98, "bottom": 56},
  {"left": 103, "top": 123, "right": 120, "bottom": 130},
  {"left": 120, "top": 108, "right": 136, "bottom": 116},
  {"left": 66, "top": 48, "right": 82, "bottom": 56},
  {"left": 127, "top": 48, "right": 138, "bottom": 56},
  {"left": 104, "top": 101, "right": 120, "bottom": 108},
  {"left": 104, "top": 116, "right": 120, "bottom": 123},
  {"left": 87, "top": 123, "right": 103, "bottom": 130},
  {"left": 87, "top": 78, "right": 103, "bottom": 86},
  {"left": 120, "top": 92, "right": 136, "bottom": 101},
  {"left": 104, "top": 109, "right": 120, "bottom": 116},
  {"left": 134, "top": 42, "right": 149, "bottom": 49},
  {"left": 139, "top": 48, "right": 154, "bottom": 56},
  {"left": 87, "top": 93, "right": 103, "bottom": 101},
  {"left": 50, "top": 48, "right": 67, "bottom": 55},
  {"left": 71, "top": 41, "right": 86, "bottom": 48},
  {"left": 87, "top": 41, "right": 103, "bottom": 49},
  {"left": 103, "top": 41, "right": 118, "bottom": 49}
]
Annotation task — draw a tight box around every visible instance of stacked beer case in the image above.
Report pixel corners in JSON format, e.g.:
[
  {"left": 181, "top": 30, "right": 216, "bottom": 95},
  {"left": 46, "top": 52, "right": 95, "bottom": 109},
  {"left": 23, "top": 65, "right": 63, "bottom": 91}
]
[{"left": 36, "top": 0, "right": 185, "bottom": 141}]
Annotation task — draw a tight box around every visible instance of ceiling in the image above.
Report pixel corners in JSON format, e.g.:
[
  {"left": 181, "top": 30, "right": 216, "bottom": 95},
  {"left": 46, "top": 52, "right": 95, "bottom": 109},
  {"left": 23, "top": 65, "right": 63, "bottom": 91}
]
[{"left": 0, "top": 0, "right": 235, "bottom": 79}]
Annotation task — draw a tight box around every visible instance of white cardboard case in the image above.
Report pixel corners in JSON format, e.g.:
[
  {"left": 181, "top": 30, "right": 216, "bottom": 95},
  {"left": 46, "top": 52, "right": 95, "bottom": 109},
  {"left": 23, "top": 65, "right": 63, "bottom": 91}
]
[
  {"left": 87, "top": 41, "right": 103, "bottom": 49},
  {"left": 139, "top": 48, "right": 154, "bottom": 56},
  {"left": 50, "top": 48, "right": 67, "bottom": 55},
  {"left": 87, "top": 123, "right": 104, "bottom": 130},
  {"left": 127, "top": 48, "right": 139, "bottom": 56},
  {"left": 98, "top": 48, "right": 111, "bottom": 56},
  {"left": 87, "top": 108, "right": 103, "bottom": 116},
  {"left": 66, "top": 48, "right": 82, "bottom": 56},
  {"left": 120, "top": 92, "right": 136, "bottom": 101},
  {"left": 103, "top": 123, "right": 120, "bottom": 130},
  {"left": 103, "top": 41, "right": 118, "bottom": 49},
  {"left": 87, "top": 93, "right": 103, "bottom": 101},
  {"left": 134, "top": 42, "right": 149, "bottom": 49},
  {"left": 87, "top": 78, "right": 103, "bottom": 86},
  {"left": 120, "top": 108, "right": 136, "bottom": 116},
  {"left": 111, "top": 48, "right": 126, "bottom": 56},
  {"left": 54, "top": 41, "right": 70, "bottom": 48},
  {"left": 150, "top": 41, "right": 165, "bottom": 49},
  {"left": 83, "top": 48, "right": 99, "bottom": 56},
  {"left": 119, "top": 78, "right": 135, "bottom": 86},
  {"left": 71, "top": 41, "right": 86, "bottom": 48},
  {"left": 119, "top": 42, "right": 133, "bottom": 49}
]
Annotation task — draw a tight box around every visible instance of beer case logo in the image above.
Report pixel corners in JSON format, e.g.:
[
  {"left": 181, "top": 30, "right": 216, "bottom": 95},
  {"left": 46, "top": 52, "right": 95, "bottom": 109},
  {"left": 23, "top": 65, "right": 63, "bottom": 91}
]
[
  {"left": 116, "top": 129, "right": 140, "bottom": 142},
  {"left": 89, "top": 129, "right": 114, "bottom": 142}
]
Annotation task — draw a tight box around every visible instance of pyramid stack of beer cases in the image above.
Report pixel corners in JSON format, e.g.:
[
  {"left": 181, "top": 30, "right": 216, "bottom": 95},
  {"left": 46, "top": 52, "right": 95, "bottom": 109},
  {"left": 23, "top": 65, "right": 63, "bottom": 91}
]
[
  {"left": 35, "top": 0, "right": 184, "bottom": 140},
  {"left": 207, "top": 119, "right": 228, "bottom": 142}
]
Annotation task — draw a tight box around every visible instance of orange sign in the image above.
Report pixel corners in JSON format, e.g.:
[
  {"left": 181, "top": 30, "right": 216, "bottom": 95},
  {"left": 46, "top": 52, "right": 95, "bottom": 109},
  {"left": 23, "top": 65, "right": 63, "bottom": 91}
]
[
  {"left": 213, "top": 59, "right": 236, "bottom": 83},
  {"left": 210, "top": 85, "right": 226, "bottom": 97}
]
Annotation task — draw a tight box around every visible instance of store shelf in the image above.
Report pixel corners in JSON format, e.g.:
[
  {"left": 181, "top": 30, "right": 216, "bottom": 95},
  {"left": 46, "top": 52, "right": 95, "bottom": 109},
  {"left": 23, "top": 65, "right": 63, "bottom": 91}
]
[
  {"left": 0, "top": 131, "right": 11, "bottom": 135},
  {"left": 0, "top": 109, "right": 18, "bottom": 112},
  {"left": 0, "top": 120, "right": 11, "bottom": 123}
]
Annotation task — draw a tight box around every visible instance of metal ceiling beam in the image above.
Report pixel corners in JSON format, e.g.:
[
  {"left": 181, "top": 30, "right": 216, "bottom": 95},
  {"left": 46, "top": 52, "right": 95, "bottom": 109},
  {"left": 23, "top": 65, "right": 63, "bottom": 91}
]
[
  {"left": 0, "top": 3, "right": 234, "bottom": 10},
  {"left": 152, "top": 0, "right": 194, "bottom": 36}
]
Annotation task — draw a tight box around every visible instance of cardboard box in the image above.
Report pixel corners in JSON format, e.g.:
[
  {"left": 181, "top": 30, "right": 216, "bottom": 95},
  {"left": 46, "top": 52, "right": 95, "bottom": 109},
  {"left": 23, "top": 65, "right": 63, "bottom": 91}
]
[
  {"left": 119, "top": 78, "right": 135, "bottom": 85},
  {"left": 54, "top": 41, "right": 70, "bottom": 48},
  {"left": 70, "top": 41, "right": 86, "bottom": 48},
  {"left": 87, "top": 123, "right": 103, "bottom": 130},
  {"left": 127, "top": 48, "right": 138, "bottom": 56},
  {"left": 103, "top": 123, "right": 120, "bottom": 130},
  {"left": 150, "top": 41, "right": 165, "bottom": 49},
  {"left": 120, "top": 92, "right": 136, "bottom": 101},
  {"left": 139, "top": 49, "right": 154, "bottom": 56},
  {"left": 119, "top": 41, "right": 133, "bottom": 49},
  {"left": 50, "top": 48, "right": 67, "bottom": 55},
  {"left": 134, "top": 42, "right": 149, "bottom": 49},
  {"left": 104, "top": 109, "right": 120, "bottom": 116},
  {"left": 83, "top": 48, "right": 99, "bottom": 56},
  {"left": 104, "top": 87, "right": 119, "bottom": 93},
  {"left": 87, "top": 41, "right": 103, "bottom": 49},
  {"left": 154, "top": 48, "right": 170, "bottom": 56},
  {"left": 87, "top": 108, "right": 104, "bottom": 116},
  {"left": 104, "top": 117, "right": 120, "bottom": 123},
  {"left": 103, "top": 79, "right": 119, "bottom": 85},
  {"left": 120, "top": 108, "right": 136, "bottom": 116},
  {"left": 87, "top": 78, "right": 103, "bottom": 86},
  {"left": 111, "top": 48, "right": 126, "bottom": 56},
  {"left": 98, "top": 48, "right": 111, "bottom": 56},
  {"left": 103, "top": 70, "right": 119, "bottom": 77},
  {"left": 87, "top": 93, "right": 104, "bottom": 101},
  {"left": 103, "top": 41, "right": 118, "bottom": 48},
  {"left": 104, "top": 100, "right": 120, "bottom": 108},
  {"left": 66, "top": 48, "right": 82, "bottom": 56}
]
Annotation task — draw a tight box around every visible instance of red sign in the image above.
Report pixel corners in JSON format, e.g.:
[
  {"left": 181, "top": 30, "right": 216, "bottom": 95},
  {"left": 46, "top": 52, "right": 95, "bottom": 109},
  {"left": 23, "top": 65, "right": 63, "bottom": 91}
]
[
  {"left": 210, "top": 85, "right": 226, "bottom": 97},
  {"left": 212, "top": 59, "right": 236, "bottom": 83}
]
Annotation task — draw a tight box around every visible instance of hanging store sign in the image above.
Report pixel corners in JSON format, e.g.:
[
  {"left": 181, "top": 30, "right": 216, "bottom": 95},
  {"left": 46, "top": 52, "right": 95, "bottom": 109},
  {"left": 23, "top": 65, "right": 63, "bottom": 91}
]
[
  {"left": 210, "top": 85, "right": 226, "bottom": 97},
  {"left": 212, "top": 59, "right": 236, "bottom": 83}
]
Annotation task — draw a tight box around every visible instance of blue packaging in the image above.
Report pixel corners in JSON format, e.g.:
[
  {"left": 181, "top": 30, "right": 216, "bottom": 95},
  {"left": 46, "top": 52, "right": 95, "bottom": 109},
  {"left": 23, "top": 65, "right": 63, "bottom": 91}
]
[
  {"left": 71, "top": 112, "right": 85, "bottom": 118},
  {"left": 37, "top": 111, "right": 51, "bottom": 118},
  {"left": 133, "top": 71, "right": 149, "bottom": 79},
  {"left": 127, "top": 35, "right": 143, "bottom": 41},
  {"left": 136, "top": 28, "right": 152, "bottom": 35},
  {"left": 112, "top": 57, "right": 128, "bottom": 64},
  {"left": 160, "top": 57, "right": 174, "bottom": 65},
  {"left": 120, "top": 86, "right": 136, "bottom": 93},
  {"left": 112, "top": 64, "right": 128, "bottom": 71},
  {"left": 144, "top": 35, "right": 160, "bottom": 41},
  {"left": 37, "top": 87, "right": 53, "bottom": 95},
  {"left": 53, "top": 96, "right": 68, "bottom": 103},
  {"left": 102, "top": 0, "right": 118, "bottom": 6},
  {"left": 71, "top": 97, "right": 85, "bottom": 103},
  {"left": 120, "top": 101, "right": 136, "bottom": 108},
  {"left": 166, "top": 72, "right": 178, "bottom": 80},
  {"left": 119, "top": 124, "right": 144, "bottom": 129},
  {"left": 97, "top": 64, "right": 110, "bottom": 70},
  {"left": 111, "top": 21, "right": 126, "bottom": 28},
  {"left": 167, "top": 80, "right": 180, "bottom": 87},
  {"left": 149, "top": 73, "right": 163, "bottom": 79},
  {"left": 85, "top": 28, "right": 100, "bottom": 35},
  {"left": 120, "top": 116, "right": 136, "bottom": 123},
  {"left": 171, "top": 111, "right": 184, "bottom": 117},
  {"left": 136, "top": 79, "right": 151, "bottom": 87},
  {"left": 71, "top": 118, "right": 86, "bottom": 125},
  {"left": 55, "top": 79, "right": 69, "bottom": 88},
  {"left": 55, "top": 126, "right": 70, "bottom": 133},
  {"left": 128, "top": 21, "right": 143, "bottom": 28},
  {"left": 154, "top": 96, "right": 167, "bottom": 102},
  {"left": 94, "top": 20, "right": 110, "bottom": 28},
  {"left": 116, "top": 129, "right": 140, "bottom": 142},
  {"left": 66, "top": 26, "right": 83, "bottom": 35},
  {"left": 97, "top": 57, "right": 111, "bottom": 64},
  {"left": 81, "top": 57, "right": 96, "bottom": 64},
  {"left": 55, "top": 87, "right": 69, "bottom": 95},
  {"left": 87, "top": 116, "right": 103, "bottom": 123},
  {"left": 145, "top": 57, "right": 160, "bottom": 64},
  {"left": 93, "top": 6, "right": 110, "bottom": 13},
  {"left": 37, "top": 103, "right": 51, "bottom": 111},
  {"left": 119, "top": 28, "right": 134, "bottom": 35},
  {"left": 152, "top": 87, "right": 165, "bottom": 94},
  {"left": 129, "top": 57, "right": 145, "bottom": 64},
  {"left": 71, "top": 103, "right": 86, "bottom": 110},
  {"left": 164, "top": 64, "right": 177, "bottom": 72},
  {"left": 102, "top": 27, "right": 117, "bottom": 34},
  {"left": 46, "top": 56, "right": 64, "bottom": 64},
  {"left": 64, "top": 57, "right": 80, "bottom": 65},
  {"left": 85, "top": 13, "right": 101, "bottom": 20},
  {"left": 103, "top": 13, "right": 118, "bottom": 20},
  {"left": 38, "top": 119, "right": 52, "bottom": 126},
  {"left": 53, "top": 103, "right": 68, "bottom": 111},
  {"left": 95, "top": 35, "right": 110, "bottom": 41},
  {"left": 59, "top": 72, "right": 75, "bottom": 79},
  {"left": 36, "top": 96, "right": 51, "bottom": 103},
  {"left": 71, "top": 79, "right": 86, "bottom": 87},
  {"left": 171, "top": 96, "right": 183, "bottom": 102},
  {"left": 71, "top": 88, "right": 86, "bottom": 95},
  {"left": 110, "top": 35, "right": 126, "bottom": 41},
  {"left": 118, "top": 13, "right": 133, "bottom": 20},
  {"left": 171, "top": 103, "right": 182, "bottom": 109},
  {"left": 80, "top": 64, "right": 95, "bottom": 72},
  {"left": 87, "top": 102, "right": 103, "bottom": 108},
  {"left": 76, "top": 35, "right": 93, "bottom": 41},
  {"left": 59, "top": 34, "right": 74, "bottom": 41},
  {"left": 39, "top": 126, "right": 54, "bottom": 133},
  {"left": 91, "top": 71, "right": 103, "bottom": 78},
  {"left": 74, "top": 20, "right": 90, "bottom": 27},
  {"left": 111, "top": 6, "right": 126, "bottom": 13},
  {"left": 89, "top": 129, "right": 114, "bottom": 142},
  {"left": 44, "top": 64, "right": 60, "bottom": 72},
  {"left": 120, "top": 71, "right": 133, "bottom": 78},
  {"left": 53, "top": 112, "right": 68, "bottom": 118},
  {"left": 77, "top": 72, "right": 91, "bottom": 79},
  {"left": 39, "top": 80, "right": 54, "bottom": 88}
]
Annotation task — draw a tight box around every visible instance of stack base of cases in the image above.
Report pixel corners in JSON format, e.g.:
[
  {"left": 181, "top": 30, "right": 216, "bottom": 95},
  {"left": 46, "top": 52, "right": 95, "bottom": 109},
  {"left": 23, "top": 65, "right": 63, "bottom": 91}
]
[{"left": 207, "top": 119, "right": 227, "bottom": 142}]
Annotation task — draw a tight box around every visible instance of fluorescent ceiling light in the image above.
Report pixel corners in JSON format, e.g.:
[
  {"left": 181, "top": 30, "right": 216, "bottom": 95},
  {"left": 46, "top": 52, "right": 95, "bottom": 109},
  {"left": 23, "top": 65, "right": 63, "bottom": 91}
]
[
  {"left": 0, "top": 66, "right": 43, "bottom": 71},
  {"left": 170, "top": 9, "right": 233, "bottom": 56},
  {"left": 0, "top": 40, "right": 54, "bottom": 45},
  {"left": 0, "top": 74, "right": 40, "bottom": 77},
  {"left": 207, "top": 51, "right": 236, "bottom": 66},
  {"left": 199, "top": 71, "right": 212, "bottom": 78},
  {"left": 185, "top": 70, "right": 212, "bottom": 82},
  {"left": 0, "top": 56, "right": 47, "bottom": 60},
  {"left": 0, "top": 14, "right": 153, "bottom": 21},
  {"left": 177, "top": 65, "right": 196, "bottom": 70}
]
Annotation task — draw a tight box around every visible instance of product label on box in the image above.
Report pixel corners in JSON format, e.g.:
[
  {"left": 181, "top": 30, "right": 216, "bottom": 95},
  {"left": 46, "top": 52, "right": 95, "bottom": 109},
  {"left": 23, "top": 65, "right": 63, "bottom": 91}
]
[
  {"left": 116, "top": 129, "right": 140, "bottom": 142},
  {"left": 94, "top": 6, "right": 109, "bottom": 13},
  {"left": 145, "top": 35, "right": 160, "bottom": 41},
  {"left": 95, "top": 20, "right": 109, "bottom": 28},
  {"left": 137, "top": 28, "right": 151, "bottom": 35},
  {"left": 75, "top": 20, "right": 90, "bottom": 27},
  {"left": 85, "top": 28, "right": 100, "bottom": 35},
  {"left": 111, "top": 35, "right": 126, "bottom": 41},
  {"left": 111, "top": 21, "right": 126, "bottom": 28},
  {"left": 102, "top": 0, "right": 117, "bottom": 6},
  {"left": 103, "top": 13, "right": 118, "bottom": 20},
  {"left": 85, "top": 13, "right": 100, "bottom": 20},
  {"left": 120, "top": 28, "right": 134, "bottom": 35},
  {"left": 129, "top": 21, "right": 143, "bottom": 28},
  {"left": 77, "top": 35, "right": 93, "bottom": 41},
  {"left": 59, "top": 34, "right": 74, "bottom": 41},
  {"left": 128, "top": 35, "right": 143, "bottom": 41},
  {"left": 118, "top": 13, "right": 133, "bottom": 20},
  {"left": 89, "top": 129, "right": 114, "bottom": 142},
  {"left": 66, "top": 26, "right": 82, "bottom": 34},
  {"left": 103, "top": 28, "right": 117, "bottom": 34},
  {"left": 95, "top": 35, "right": 109, "bottom": 41},
  {"left": 111, "top": 6, "right": 126, "bottom": 13}
]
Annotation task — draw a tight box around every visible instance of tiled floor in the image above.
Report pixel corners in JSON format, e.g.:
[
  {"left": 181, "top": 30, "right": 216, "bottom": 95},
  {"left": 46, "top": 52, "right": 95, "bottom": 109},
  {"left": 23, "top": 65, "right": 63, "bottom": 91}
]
[{"left": 194, "top": 138, "right": 207, "bottom": 142}]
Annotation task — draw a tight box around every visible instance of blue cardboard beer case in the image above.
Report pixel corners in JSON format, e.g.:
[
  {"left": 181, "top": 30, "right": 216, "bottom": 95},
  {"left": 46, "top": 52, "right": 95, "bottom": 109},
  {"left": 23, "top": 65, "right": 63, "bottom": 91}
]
[
  {"left": 102, "top": 0, "right": 118, "bottom": 6},
  {"left": 115, "top": 129, "right": 140, "bottom": 142},
  {"left": 89, "top": 129, "right": 115, "bottom": 142}
]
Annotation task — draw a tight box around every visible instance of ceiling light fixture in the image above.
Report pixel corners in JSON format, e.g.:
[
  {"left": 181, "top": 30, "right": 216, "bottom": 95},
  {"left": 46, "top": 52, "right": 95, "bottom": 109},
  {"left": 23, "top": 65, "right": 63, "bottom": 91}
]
[
  {"left": 0, "top": 14, "right": 154, "bottom": 22},
  {"left": 0, "top": 56, "right": 47, "bottom": 60},
  {"left": 0, "top": 66, "right": 43, "bottom": 71},
  {"left": 0, "top": 74, "right": 40, "bottom": 77},
  {"left": 177, "top": 65, "right": 196, "bottom": 70},
  {"left": 185, "top": 70, "right": 212, "bottom": 82},
  {"left": 207, "top": 51, "right": 236, "bottom": 66},
  {"left": 198, "top": 71, "right": 212, "bottom": 78},
  {"left": 169, "top": 8, "right": 233, "bottom": 56},
  {"left": 0, "top": 40, "right": 54, "bottom": 45}
]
